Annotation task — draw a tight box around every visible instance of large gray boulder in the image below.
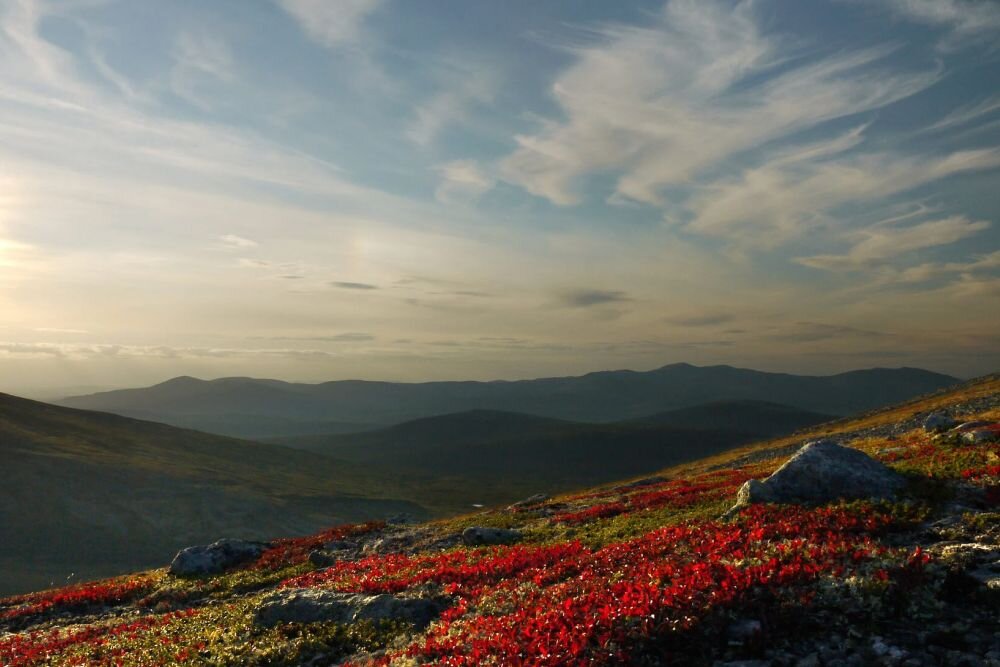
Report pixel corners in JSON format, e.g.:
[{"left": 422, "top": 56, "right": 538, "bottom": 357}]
[
  {"left": 461, "top": 526, "right": 522, "bottom": 546},
  {"left": 730, "top": 440, "right": 905, "bottom": 512},
  {"left": 254, "top": 589, "right": 444, "bottom": 629},
  {"left": 923, "top": 412, "right": 956, "bottom": 433},
  {"left": 169, "top": 538, "right": 268, "bottom": 576}
]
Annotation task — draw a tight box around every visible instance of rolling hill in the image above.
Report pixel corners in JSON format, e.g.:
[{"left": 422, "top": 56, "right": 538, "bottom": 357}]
[
  {"left": 276, "top": 401, "right": 834, "bottom": 489},
  {"left": 3, "top": 376, "right": 997, "bottom": 666},
  {"left": 0, "top": 393, "right": 426, "bottom": 596},
  {"left": 55, "top": 364, "right": 959, "bottom": 439}
]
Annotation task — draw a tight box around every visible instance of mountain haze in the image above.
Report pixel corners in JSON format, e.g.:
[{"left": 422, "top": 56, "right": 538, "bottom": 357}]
[{"left": 56, "top": 364, "right": 959, "bottom": 439}]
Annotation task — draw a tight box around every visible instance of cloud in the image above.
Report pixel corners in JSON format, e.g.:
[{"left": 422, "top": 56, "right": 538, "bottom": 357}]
[
  {"left": 499, "top": 0, "right": 938, "bottom": 207},
  {"left": 666, "top": 313, "right": 734, "bottom": 327},
  {"left": 796, "top": 215, "right": 991, "bottom": 270},
  {"left": 170, "top": 30, "right": 235, "bottom": 109},
  {"left": 330, "top": 281, "right": 378, "bottom": 290},
  {"left": 875, "top": 0, "right": 1000, "bottom": 47},
  {"left": 407, "top": 62, "right": 498, "bottom": 147},
  {"left": 769, "top": 322, "right": 892, "bottom": 343},
  {"left": 277, "top": 0, "right": 381, "bottom": 47},
  {"left": 688, "top": 148, "right": 1000, "bottom": 242},
  {"left": 254, "top": 333, "right": 375, "bottom": 342},
  {"left": 894, "top": 250, "right": 1000, "bottom": 283},
  {"left": 559, "top": 289, "right": 631, "bottom": 307},
  {"left": 434, "top": 160, "right": 495, "bottom": 203},
  {"left": 219, "top": 234, "right": 258, "bottom": 249}
]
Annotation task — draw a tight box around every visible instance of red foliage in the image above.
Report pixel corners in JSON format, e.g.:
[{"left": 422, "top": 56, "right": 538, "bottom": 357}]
[
  {"left": 0, "top": 610, "right": 195, "bottom": 667},
  {"left": 0, "top": 576, "right": 157, "bottom": 623},
  {"left": 251, "top": 521, "right": 384, "bottom": 571},
  {"left": 343, "top": 504, "right": 905, "bottom": 666}
]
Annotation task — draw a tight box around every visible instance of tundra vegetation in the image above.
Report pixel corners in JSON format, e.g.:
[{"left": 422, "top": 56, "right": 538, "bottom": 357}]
[{"left": 1, "top": 376, "right": 998, "bottom": 666}]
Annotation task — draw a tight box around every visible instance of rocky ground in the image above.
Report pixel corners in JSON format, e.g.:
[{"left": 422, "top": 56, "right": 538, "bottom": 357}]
[{"left": 1, "top": 376, "right": 998, "bottom": 666}]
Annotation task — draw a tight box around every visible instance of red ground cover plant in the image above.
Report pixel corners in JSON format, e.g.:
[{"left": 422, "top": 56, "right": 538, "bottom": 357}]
[
  {"left": 345, "top": 504, "right": 914, "bottom": 666},
  {"left": 0, "top": 610, "right": 195, "bottom": 667},
  {"left": 251, "top": 520, "right": 384, "bottom": 571},
  {"left": 552, "top": 468, "right": 759, "bottom": 524},
  {"left": 0, "top": 575, "right": 158, "bottom": 622}
]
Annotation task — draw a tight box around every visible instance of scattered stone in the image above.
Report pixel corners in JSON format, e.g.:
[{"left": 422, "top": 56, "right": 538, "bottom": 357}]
[
  {"left": 254, "top": 589, "right": 444, "bottom": 629},
  {"left": 461, "top": 526, "right": 522, "bottom": 546},
  {"left": 323, "top": 539, "right": 356, "bottom": 551},
  {"left": 508, "top": 494, "right": 549, "bottom": 509},
  {"left": 363, "top": 531, "right": 419, "bottom": 554},
  {"left": 925, "top": 412, "right": 957, "bottom": 433},
  {"left": 728, "top": 440, "right": 905, "bottom": 514},
  {"left": 168, "top": 539, "right": 268, "bottom": 576}
]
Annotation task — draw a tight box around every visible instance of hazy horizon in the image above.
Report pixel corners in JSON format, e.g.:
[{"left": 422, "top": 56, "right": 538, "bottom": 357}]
[
  {"left": 1, "top": 0, "right": 999, "bottom": 395},
  {"left": 7, "top": 360, "right": 983, "bottom": 404}
]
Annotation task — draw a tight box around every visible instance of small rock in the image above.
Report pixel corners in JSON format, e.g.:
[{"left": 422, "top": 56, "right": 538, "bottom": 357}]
[
  {"left": 308, "top": 549, "right": 344, "bottom": 567},
  {"left": 924, "top": 412, "right": 957, "bottom": 433},
  {"left": 168, "top": 538, "right": 268, "bottom": 576},
  {"left": 962, "top": 429, "right": 1000, "bottom": 444},
  {"left": 461, "top": 526, "right": 522, "bottom": 546},
  {"left": 727, "top": 618, "right": 762, "bottom": 643},
  {"left": 728, "top": 440, "right": 905, "bottom": 513}
]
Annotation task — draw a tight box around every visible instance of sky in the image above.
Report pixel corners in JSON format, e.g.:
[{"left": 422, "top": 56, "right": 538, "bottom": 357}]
[{"left": 0, "top": 0, "right": 999, "bottom": 397}]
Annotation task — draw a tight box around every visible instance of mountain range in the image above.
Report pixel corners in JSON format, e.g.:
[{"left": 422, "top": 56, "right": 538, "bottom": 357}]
[{"left": 56, "top": 363, "right": 959, "bottom": 439}]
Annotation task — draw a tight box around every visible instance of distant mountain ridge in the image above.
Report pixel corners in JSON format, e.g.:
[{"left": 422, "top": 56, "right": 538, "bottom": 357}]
[{"left": 56, "top": 364, "right": 960, "bottom": 439}]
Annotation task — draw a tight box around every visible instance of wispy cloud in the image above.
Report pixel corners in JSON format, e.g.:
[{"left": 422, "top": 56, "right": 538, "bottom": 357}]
[
  {"left": 500, "top": 1, "right": 938, "bottom": 207},
  {"left": 797, "top": 215, "right": 990, "bottom": 271},
  {"left": 276, "top": 0, "right": 382, "bottom": 47},
  {"left": 434, "top": 160, "right": 495, "bottom": 203},
  {"left": 687, "top": 148, "right": 1000, "bottom": 242},
  {"left": 558, "top": 289, "right": 631, "bottom": 308},
  {"left": 875, "top": 0, "right": 1000, "bottom": 48},
  {"left": 253, "top": 333, "right": 376, "bottom": 342},
  {"left": 331, "top": 281, "right": 378, "bottom": 290},
  {"left": 219, "top": 234, "right": 258, "bottom": 249},
  {"left": 170, "top": 30, "right": 235, "bottom": 109},
  {"left": 666, "top": 313, "right": 734, "bottom": 327}
]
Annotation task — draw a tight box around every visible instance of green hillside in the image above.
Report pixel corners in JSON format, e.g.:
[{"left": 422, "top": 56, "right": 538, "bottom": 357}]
[{"left": 0, "top": 393, "right": 425, "bottom": 596}]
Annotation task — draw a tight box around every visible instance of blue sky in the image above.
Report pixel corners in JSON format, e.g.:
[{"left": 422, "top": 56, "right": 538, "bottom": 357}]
[{"left": 0, "top": 0, "right": 998, "bottom": 395}]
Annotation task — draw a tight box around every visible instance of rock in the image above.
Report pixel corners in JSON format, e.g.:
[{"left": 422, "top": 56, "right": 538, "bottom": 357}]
[
  {"left": 308, "top": 549, "right": 346, "bottom": 567},
  {"left": 386, "top": 513, "right": 416, "bottom": 525},
  {"left": 461, "top": 526, "right": 522, "bottom": 546},
  {"left": 168, "top": 538, "right": 268, "bottom": 576},
  {"left": 254, "top": 589, "right": 444, "bottom": 629},
  {"left": 925, "top": 412, "right": 957, "bottom": 433},
  {"left": 954, "top": 420, "right": 994, "bottom": 431},
  {"left": 962, "top": 429, "right": 1000, "bottom": 445},
  {"left": 323, "top": 539, "right": 356, "bottom": 551},
  {"left": 727, "top": 618, "right": 762, "bottom": 643},
  {"left": 729, "top": 440, "right": 905, "bottom": 512},
  {"left": 508, "top": 494, "right": 549, "bottom": 509}
]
